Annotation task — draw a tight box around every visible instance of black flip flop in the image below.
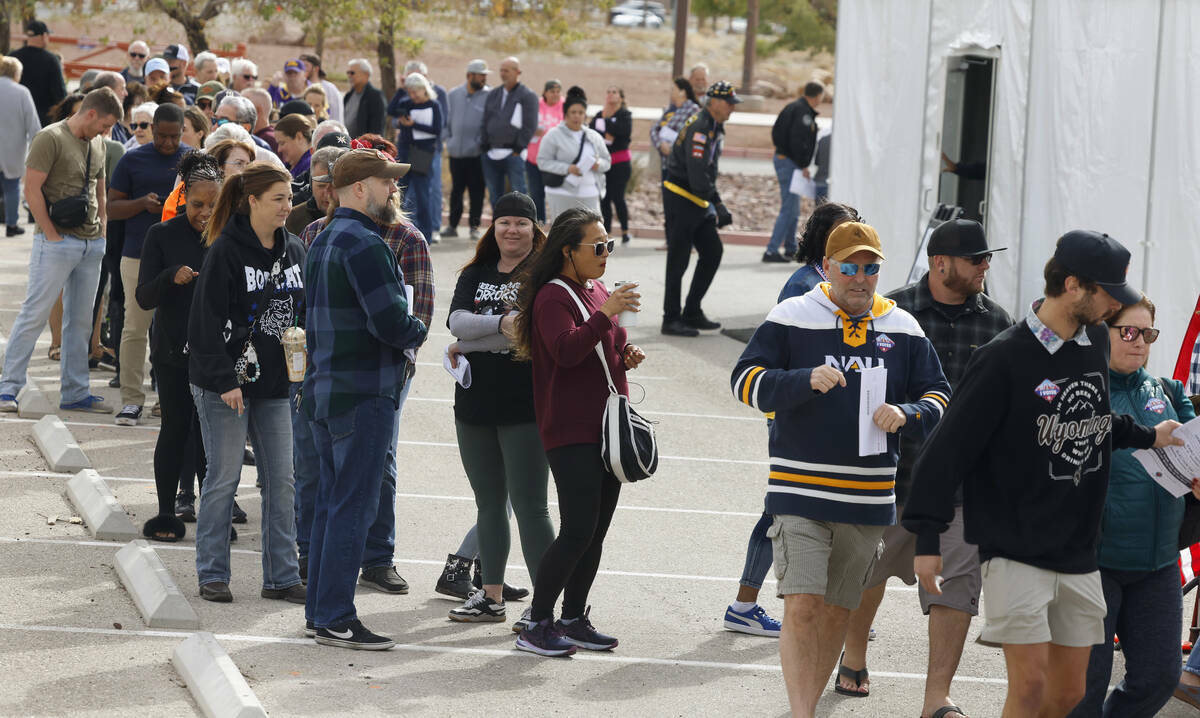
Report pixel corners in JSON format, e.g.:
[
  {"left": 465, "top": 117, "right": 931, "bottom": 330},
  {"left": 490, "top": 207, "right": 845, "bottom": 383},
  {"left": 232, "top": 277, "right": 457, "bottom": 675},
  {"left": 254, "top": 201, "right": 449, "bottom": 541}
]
[
  {"left": 143, "top": 513, "right": 186, "bottom": 542},
  {"left": 833, "top": 651, "right": 869, "bottom": 697},
  {"left": 929, "top": 707, "right": 968, "bottom": 718}
]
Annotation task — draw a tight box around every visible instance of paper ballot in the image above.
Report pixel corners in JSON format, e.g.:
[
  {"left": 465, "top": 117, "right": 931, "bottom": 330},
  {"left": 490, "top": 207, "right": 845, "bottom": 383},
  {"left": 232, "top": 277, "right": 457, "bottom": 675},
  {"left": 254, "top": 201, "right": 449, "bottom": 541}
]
[
  {"left": 443, "top": 346, "right": 472, "bottom": 388},
  {"left": 858, "top": 366, "right": 889, "bottom": 456},
  {"left": 658, "top": 127, "right": 679, "bottom": 145},
  {"left": 410, "top": 107, "right": 436, "bottom": 141},
  {"left": 404, "top": 285, "right": 417, "bottom": 364},
  {"left": 510, "top": 104, "right": 523, "bottom": 129},
  {"left": 1134, "top": 420, "right": 1200, "bottom": 498},
  {"left": 789, "top": 169, "right": 816, "bottom": 199}
]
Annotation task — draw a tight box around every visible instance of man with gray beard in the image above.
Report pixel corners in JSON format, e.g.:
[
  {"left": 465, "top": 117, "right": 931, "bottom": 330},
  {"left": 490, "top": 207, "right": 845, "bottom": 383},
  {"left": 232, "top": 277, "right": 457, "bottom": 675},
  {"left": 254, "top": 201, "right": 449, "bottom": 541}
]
[{"left": 903, "top": 230, "right": 1185, "bottom": 718}]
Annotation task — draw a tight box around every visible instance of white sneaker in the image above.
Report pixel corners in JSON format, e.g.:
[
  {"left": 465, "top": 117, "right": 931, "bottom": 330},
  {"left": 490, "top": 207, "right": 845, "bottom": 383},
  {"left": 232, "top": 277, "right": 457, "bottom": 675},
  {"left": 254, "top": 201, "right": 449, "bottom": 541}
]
[
  {"left": 511, "top": 606, "right": 533, "bottom": 633},
  {"left": 0, "top": 394, "right": 16, "bottom": 413}
]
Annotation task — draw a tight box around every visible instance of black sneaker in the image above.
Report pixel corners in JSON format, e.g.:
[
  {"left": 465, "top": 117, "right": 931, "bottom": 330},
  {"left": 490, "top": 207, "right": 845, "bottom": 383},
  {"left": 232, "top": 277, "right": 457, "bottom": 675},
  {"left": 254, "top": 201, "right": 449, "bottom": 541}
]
[
  {"left": 661, "top": 319, "right": 700, "bottom": 337},
  {"left": 314, "top": 619, "right": 395, "bottom": 650},
  {"left": 440, "top": 226, "right": 458, "bottom": 238},
  {"left": 515, "top": 618, "right": 576, "bottom": 657},
  {"left": 682, "top": 311, "right": 721, "bottom": 330},
  {"left": 448, "top": 589, "right": 506, "bottom": 623},
  {"left": 199, "top": 582, "right": 233, "bottom": 603},
  {"left": 471, "top": 559, "right": 530, "bottom": 602},
  {"left": 175, "top": 493, "right": 196, "bottom": 522},
  {"left": 261, "top": 583, "right": 306, "bottom": 603},
  {"left": 621, "top": 232, "right": 631, "bottom": 244},
  {"left": 6, "top": 225, "right": 24, "bottom": 237},
  {"left": 304, "top": 619, "right": 315, "bottom": 637},
  {"left": 230, "top": 526, "right": 238, "bottom": 542},
  {"left": 243, "top": 446, "right": 256, "bottom": 466},
  {"left": 231, "top": 500, "right": 248, "bottom": 524},
  {"left": 556, "top": 606, "right": 618, "bottom": 651},
  {"left": 108, "top": 376, "right": 121, "bottom": 388},
  {"left": 435, "top": 553, "right": 473, "bottom": 599},
  {"left": 359, "top": 565, "right": 409, "bottom": 594},
  {"left": 762, "top": 251, "right": 790, "bottom": 263},
  {"left": 114, "top": 404, "right": 142, "bottom": 426},
  {"left": 298, "top": 555, "right": 307, "bottom": 585}
]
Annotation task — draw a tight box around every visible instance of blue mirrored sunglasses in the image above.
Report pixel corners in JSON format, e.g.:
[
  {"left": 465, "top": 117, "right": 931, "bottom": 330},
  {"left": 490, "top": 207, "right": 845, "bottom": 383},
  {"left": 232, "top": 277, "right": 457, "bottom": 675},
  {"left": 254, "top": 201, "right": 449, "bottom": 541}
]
[{"left": 838, "top": 262, "right": 881, "bottom": 277}]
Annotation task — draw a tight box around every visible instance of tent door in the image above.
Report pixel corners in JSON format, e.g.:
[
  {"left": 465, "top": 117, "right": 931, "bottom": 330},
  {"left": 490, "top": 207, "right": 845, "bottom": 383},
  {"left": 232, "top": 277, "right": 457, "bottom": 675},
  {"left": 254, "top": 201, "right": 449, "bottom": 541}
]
[{"left": 936, "top": 54, "right": 997, "bottom": 227}]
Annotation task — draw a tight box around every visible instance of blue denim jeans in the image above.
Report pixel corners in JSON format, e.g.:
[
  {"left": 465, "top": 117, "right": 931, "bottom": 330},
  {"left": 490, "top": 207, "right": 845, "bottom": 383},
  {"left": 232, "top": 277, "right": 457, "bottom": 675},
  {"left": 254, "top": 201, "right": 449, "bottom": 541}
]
[
  {"left": 192, "top": 386, "right": 300, "bottom": 590},
  {"left": 305, "top": 396, "right": 399, "bottom": 628},
  {"left": 291, "top": 382, "right": 318, "bottom": 560},
  {"left": 739, "top": 511, "right": 774, "bottom": 589},
  {"left": 0, "top": 234, "right": 104, "bottom": 404},
  {"left": 482, "top": 153, "right": 528, "bottom": 209},
  {"left": 1, "top": 175, "right": 19, "bottom": 227},
  {"left": 430, "top": 144, "right": 444, "bottom": 232},
  {"left": 767, "top": 155, "right": 801, "bottom": 255},
  {"left": 1069, "top": 563, "right": 1182, "bottom": 718},
  {"left": 525, "top": 160, "right": 546, "bottom": 223}
]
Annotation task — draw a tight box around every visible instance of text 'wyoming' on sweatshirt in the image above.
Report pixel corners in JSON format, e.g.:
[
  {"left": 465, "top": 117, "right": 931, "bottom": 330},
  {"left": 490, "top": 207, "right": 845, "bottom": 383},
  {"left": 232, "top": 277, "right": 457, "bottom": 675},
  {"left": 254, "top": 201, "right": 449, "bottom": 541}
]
[{"left": 731, "top": 283, "right": 951, "bottom": 526}]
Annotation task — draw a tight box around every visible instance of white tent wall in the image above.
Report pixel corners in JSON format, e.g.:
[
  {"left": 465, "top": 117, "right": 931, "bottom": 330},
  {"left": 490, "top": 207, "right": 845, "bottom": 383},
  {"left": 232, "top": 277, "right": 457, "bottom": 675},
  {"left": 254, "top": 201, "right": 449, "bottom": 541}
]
[
  {"left": 1142, "top": 0, "right": 1200, "bottom": 377},
  {"left": 829, "top": 0, "right": 931, "bottom": 292}
]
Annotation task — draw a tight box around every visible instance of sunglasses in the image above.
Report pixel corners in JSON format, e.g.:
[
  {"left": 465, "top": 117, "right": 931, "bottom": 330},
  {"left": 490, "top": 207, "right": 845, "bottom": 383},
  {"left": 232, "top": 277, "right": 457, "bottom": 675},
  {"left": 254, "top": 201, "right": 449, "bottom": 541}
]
[
  {"left": 214, "top": 117, "right": 233, "bottom": 127},
  {"left": 242, "top": 74, "right": 257, "bottom": 81},
  {"left": 196, "top": 98, "right": 212, "bottom": 110},
  {"left": 1111, "top": 325, "right": 1160, "bottom": 344},
  {"left": 838, "top": 262, "right": 881, "bottom": 277},
  {"left": 129, "top": 52, "right": 146, "bottom": 59},
  {"left": 131, "top": 122, "right": 151, "bottom": 130},
  {"left": 587, "top": 240, "right": 616, "bottom": 257},
  {"left": 966, "top": 252, "right": 993, "bottom": 266}
]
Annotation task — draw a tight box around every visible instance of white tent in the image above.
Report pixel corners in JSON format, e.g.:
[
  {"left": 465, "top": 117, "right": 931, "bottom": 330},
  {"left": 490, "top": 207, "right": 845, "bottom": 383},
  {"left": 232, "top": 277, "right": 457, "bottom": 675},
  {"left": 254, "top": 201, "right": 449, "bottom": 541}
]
[{"left": 832, "top": 0, "right": 1200, "bottom": 375}]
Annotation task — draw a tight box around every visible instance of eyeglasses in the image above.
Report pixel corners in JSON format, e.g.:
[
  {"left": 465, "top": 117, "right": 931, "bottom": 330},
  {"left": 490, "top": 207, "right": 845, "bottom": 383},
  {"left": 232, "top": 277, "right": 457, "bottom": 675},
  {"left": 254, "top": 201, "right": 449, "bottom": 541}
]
[
  {"left": 242, "top": 74, "right": 257, "bottom": 81},
  {"left": 214, "top": 117, "right": 233, "bottom": 127},
  {"left": 588, "top": 240, "right": 616, "bottom": 257},
  {"left": 224, "top": 159, "right": 249, "bottom": 170},
  {"left": 129, "top": 52, "right": 146, "bottom": 59},
  {"left": 131, "top": 122, "right": 151, "bottom": 130},
  {"left": 966, "top": 252, "right": 993, "bottom": 266},
  {"left": 196, "top": 98, "right": 212, "bottom": 110},
  {"left": 1111, "top": 325, "right": 1160, "bottom": 344},
  {"left": 837, "top": 262, "right": 881, "bottom": 277}
]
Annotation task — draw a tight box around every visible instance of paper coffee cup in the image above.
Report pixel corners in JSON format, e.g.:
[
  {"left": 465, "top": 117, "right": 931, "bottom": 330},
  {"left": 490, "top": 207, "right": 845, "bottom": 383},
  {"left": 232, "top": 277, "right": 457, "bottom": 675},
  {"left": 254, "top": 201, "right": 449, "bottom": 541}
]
[{"left": 614, "top": 281, "right": 638, "bottom": 328}]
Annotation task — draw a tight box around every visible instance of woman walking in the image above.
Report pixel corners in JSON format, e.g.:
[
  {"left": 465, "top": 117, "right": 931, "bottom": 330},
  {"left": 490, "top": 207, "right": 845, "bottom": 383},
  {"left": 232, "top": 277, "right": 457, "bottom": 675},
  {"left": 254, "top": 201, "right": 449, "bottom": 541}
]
[
  {"left": 537, "top": 88, "right": 610, "bottom": 226},
  {"left": 137, "top": 151, "right": 220, "bottom": 541},
  {"left": 392, "top": 73, "right": 444, "bottom": 244},
  {"left": 511, "top": 207, "right": 646, "bottom": 657},
  {"left": 591, "top": 86, "right": 633, "bottom": 244},
  {"left": 444, "top": 192, "right": 556, "bottom": 630},
  {"left": 187, "top": 162, "right": 306, "bottom": 604}
]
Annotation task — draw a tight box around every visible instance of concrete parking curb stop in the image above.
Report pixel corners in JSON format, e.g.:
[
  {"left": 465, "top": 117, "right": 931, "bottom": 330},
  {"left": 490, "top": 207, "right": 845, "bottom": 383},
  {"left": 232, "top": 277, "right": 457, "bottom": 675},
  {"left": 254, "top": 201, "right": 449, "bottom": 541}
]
[
  {"left": 32, "top": 415, "right": 90, "bottom": 472},
  {"left": 16, "top": 377, "right": 53, "bottom": 419},
  {"left": 115, "top": 540, "right": 200, "bottom": 629},
  {"left": 172, "top": 632, "right": 268, "bottom": 718},
  {"left": 66, "top": 469, "right": 139, "bottom": 541}
]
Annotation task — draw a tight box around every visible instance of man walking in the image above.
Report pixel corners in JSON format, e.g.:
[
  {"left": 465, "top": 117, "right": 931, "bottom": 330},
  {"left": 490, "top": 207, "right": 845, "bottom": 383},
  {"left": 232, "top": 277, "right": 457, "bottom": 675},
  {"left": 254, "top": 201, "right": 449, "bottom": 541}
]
[
  {"left": 444, "top": 59, "right": 490, "bottom": 240},
  {"left": 302, "top": 148, "right": 428, "bottom": 650},
  {"left": 343, "top": 58, "right": 386, "bottom": 139},
  {"left": 0, "top": 88, "right": 122, "bottom": 414},
  {"left": 732, "top": 221, "right": 951, "bottom": 718},
  {"left": 479, "top": 57, "right": 537, "bottom": 205},
  {"left": 765, "top": 82, "right": 823, "bottom": 263},
  {"left": 904, "top": 231, "right": 1184, "bottom": 718},
  {"left": 10, "top": 20, "right": 66, "bottom": 126},
  {"left": 836, "top": 220, "right": 1013, "bottom": 718},
  {"left": 108, "top": 103, "right": 188, "bottom": 425},
  {"left": 661, "top": 81, "right": 739, "bottom": 337}
]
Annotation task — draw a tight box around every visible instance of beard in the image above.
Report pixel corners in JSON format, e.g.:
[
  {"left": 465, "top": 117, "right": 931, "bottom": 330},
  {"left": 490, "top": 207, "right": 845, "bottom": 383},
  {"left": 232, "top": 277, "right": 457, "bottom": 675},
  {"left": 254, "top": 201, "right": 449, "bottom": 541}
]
[
  {"left": 366, "top": 190, "right": 401, "bottom": 226},
  {"left": 943, "top": 263, "right": 982, "bottom": 297},
  {"left": 1070, "top": 291, "right": 1115, "bottom": 326},
  {"left": 469, "top": 80, "right": 484, "bottom": 91}
]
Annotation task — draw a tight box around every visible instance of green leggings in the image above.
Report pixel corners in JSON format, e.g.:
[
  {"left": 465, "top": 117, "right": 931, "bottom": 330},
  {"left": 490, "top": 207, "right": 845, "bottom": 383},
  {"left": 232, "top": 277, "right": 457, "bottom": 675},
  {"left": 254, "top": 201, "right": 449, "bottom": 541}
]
[{"left": 455, "top": 420, "right": 555, "bottom": 586}]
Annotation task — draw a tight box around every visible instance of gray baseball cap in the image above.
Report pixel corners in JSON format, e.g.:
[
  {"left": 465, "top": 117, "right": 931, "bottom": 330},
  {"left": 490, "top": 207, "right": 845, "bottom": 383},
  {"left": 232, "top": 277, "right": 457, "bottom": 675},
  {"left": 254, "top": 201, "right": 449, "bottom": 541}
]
[{"left": 466, "top": 59, "right": 489, "bottom": 74}]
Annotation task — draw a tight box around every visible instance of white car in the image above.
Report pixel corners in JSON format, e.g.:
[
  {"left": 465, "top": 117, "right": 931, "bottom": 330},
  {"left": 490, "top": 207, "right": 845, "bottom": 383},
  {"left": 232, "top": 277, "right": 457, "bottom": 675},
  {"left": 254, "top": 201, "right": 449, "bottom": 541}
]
[{"left": 612, "top": 10, "right": 663, "bottom": 27}]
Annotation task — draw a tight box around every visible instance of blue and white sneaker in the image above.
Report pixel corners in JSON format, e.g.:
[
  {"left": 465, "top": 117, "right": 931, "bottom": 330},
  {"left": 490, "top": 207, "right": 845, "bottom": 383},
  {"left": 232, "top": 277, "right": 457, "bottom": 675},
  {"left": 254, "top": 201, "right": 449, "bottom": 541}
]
[
  {"left": 61, "top": 395, "right": 113, "bottom": 413},
  {"left": 723, "top": 604, "right": 782, "bottom": 638},
  {"left": 556, "top": 607, "right": 618, "bottom": 651},
  {"left": 0, "top": 394, "right": 16, "bottom": 413}
]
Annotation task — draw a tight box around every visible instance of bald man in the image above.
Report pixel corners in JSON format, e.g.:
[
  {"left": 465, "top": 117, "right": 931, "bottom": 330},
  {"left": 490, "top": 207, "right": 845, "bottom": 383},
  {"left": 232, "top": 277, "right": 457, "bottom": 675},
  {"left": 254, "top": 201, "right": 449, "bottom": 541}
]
[
  {"left": 479, "top": 56, "right": 538, "bottom": 207},
  {"left": 242, "top": 87, "right": 278, "bottom": 153}
]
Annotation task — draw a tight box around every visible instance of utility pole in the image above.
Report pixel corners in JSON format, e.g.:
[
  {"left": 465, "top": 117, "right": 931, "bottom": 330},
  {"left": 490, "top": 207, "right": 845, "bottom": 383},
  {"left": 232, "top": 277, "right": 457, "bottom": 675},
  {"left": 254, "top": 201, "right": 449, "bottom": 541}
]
[
  {"left": 672, "top": 0, "right": 689, "bottom": 79},
  {"left": 741, "top": 0, "right": 758, "bottom": 91}
]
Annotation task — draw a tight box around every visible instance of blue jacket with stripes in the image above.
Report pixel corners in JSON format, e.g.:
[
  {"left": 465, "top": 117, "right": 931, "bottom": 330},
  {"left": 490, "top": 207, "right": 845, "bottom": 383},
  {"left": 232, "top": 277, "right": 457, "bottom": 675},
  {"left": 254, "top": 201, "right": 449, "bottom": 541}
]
[{"left": 731, "top": 284, "right": 951, "bottom": 526}]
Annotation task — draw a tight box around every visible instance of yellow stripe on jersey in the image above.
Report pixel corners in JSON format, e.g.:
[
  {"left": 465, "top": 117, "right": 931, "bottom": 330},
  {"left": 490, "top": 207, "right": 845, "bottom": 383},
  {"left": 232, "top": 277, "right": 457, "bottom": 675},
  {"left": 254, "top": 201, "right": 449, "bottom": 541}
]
[
  {"left": 741, "top": 366, "right": 765, "bottom": 406},
  {"left": 769, "top": 471, "right": 895, "bottom": 491}
]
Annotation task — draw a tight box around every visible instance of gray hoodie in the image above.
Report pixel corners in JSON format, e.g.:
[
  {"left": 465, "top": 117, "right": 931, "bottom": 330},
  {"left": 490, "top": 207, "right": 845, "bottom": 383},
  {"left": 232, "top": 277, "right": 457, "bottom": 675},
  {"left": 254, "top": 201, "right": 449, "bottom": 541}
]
[{"left": 445, "top": 82, "right": 490, "bottom": 158}]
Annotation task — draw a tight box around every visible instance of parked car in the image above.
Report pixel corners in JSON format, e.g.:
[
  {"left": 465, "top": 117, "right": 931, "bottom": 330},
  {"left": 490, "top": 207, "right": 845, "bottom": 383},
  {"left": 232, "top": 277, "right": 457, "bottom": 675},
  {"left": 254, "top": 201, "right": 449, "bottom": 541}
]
[
  {"left": 609, "top": 1, "right": 666, "bottom": 23},
  {"left": 611, "top": 9, "right": 664, "bottom": 27}
]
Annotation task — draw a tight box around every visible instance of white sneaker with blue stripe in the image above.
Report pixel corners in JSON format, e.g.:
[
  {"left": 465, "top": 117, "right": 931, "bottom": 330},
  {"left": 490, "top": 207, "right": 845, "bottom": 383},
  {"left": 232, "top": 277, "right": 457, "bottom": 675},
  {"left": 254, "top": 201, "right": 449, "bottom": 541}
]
[{"left": 723, "top": 603, "right": 781, "bottom": 638}]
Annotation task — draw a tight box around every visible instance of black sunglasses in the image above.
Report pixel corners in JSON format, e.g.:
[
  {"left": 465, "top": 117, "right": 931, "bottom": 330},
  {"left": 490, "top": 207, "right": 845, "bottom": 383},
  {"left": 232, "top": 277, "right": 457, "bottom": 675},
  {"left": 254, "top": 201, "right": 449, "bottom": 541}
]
[
  {"left": 965, "top": 252, "right": 993, "bottom": 266},
  {"left": 129, "top": 52, "right": 146, "bottom": 59},
  {"left": 243, "top": 74, "right": 257, "bottom": 80},
  {"left": 1111, "top": 325, "right": 1160, "bottom": 344},
  {"left": 587, "top": 240, "right": 616, "bottom": 257},
  {"left": 196, "top": 98, "right": 212, "bottom": 109},
  {"left": 130, "top": 122, "right": 151, "bottom": 130}
]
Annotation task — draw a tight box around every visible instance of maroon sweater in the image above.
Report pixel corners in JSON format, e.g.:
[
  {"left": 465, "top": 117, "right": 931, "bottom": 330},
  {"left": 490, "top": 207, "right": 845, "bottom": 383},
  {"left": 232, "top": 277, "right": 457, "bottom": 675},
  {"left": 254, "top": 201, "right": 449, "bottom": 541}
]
[{"left": 531, "top": 276, "right": 629, "bottom": 451}]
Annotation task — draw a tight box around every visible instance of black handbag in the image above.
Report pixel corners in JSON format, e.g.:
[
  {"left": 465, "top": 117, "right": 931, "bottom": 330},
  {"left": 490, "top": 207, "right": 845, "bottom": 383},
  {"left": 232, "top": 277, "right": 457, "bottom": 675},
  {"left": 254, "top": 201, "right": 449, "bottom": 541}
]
[
  {"left": 406, "top": 145, "right": 435, "bottom": 176},
  {"left": 540, "top": 132, "right": 588, "bottom": 189},
  {"left": 46, "top": 141, "right": 92, "bottom": 230}
]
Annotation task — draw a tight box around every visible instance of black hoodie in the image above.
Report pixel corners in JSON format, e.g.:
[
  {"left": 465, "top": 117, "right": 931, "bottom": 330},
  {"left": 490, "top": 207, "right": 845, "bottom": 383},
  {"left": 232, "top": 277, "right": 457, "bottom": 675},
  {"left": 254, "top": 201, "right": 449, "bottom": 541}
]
[
  {"left": 187, "top": 213, "right": 307, "bottom": 399},
  {"left": 136, "top": 210, "right": 206, "bottom": 368}
]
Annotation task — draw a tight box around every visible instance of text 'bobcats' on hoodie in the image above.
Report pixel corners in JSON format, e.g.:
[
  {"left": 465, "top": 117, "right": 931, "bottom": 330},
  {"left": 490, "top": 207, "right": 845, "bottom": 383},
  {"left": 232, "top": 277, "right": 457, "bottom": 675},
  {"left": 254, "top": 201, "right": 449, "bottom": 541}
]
[
  {"left": 187, "top": 213, "right": 307, "bottom": 400},
  {"left": 731, "top": 283, "right": 951, "bottom": 526}
]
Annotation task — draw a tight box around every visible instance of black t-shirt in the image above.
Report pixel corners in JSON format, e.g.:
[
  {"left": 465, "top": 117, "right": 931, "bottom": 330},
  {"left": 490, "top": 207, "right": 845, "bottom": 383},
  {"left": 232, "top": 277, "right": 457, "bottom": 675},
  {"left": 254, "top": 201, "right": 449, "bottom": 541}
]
[{"left": 449, "top": 262, "right": 535, "bottom": 425}]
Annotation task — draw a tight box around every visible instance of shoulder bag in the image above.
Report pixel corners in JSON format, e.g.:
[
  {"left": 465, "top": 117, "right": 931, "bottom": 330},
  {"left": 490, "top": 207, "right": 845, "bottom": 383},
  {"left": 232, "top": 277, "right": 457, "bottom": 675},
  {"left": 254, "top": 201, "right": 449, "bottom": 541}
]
[
  {"left": 46, "top": 140, "right": 92, "bottom": 230},
  {"left": 549, "top": 278, "right": 658, "bottom": 482},
  {"left": 540, "top": 131, "right": 588, "bottom": 189}
]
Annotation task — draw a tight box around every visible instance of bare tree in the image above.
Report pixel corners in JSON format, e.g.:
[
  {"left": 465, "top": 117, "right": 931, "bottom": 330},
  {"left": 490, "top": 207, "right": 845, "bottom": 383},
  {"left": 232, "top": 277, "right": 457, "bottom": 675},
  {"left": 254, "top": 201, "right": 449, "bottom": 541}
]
[{"left": 150, "top": 0, "right": 225, "bottom": 52}]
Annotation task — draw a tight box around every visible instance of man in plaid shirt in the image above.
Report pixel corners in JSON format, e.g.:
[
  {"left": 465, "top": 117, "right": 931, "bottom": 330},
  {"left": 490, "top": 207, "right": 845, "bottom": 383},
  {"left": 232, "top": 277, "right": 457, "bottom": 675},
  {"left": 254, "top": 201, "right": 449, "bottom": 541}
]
[
  {"left": 1189, "top": 337, "right": 1200, "bottom": 396},
  {"left": 835, "top": 220, "right": 1012, "bottom": 718},
  {"left": 301, "top": 149, "right": 427, "bottom": 651}
]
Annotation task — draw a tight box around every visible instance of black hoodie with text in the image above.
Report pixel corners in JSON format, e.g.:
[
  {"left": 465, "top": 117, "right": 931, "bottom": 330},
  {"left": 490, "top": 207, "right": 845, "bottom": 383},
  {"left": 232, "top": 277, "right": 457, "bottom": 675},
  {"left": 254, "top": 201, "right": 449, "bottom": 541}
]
[{"left": 187, "top": 213, "right": 307, "bottom": 400}]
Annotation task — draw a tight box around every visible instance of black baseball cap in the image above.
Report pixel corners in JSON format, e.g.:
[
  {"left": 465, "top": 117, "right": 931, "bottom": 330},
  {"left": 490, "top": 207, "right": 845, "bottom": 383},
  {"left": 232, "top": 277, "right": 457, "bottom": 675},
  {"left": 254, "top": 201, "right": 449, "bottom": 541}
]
[
  {"left": 927, "top": 219, "right": 1006, "bottom": 257},
  {"left": 315, "top": 131, "right": 350, "bottom": 150},
  {"left": 1053, "top": 230, "right": 1139, "bottom": 305},
  {"left": 493, "top": 192, "right": 537, "bottom": 223},
  {"left": 25, "top": 20, "right": 49, "bottom": 36},
  {"left": 279, "top": 99, "right": 314, "bottom": 118}
]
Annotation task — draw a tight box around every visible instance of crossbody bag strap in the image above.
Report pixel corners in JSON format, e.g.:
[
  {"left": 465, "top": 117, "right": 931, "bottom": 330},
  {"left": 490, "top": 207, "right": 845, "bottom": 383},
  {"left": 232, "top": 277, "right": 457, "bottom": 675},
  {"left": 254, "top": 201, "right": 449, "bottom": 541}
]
[
  {"left": 572, "top": 132, "right": 587, "bottom": 165},
  {"left": 81, "top": 140, "right": 92, "bottom": 195},
  {"left": 548, "top": 278, "right": 617, "bottom": 395}
]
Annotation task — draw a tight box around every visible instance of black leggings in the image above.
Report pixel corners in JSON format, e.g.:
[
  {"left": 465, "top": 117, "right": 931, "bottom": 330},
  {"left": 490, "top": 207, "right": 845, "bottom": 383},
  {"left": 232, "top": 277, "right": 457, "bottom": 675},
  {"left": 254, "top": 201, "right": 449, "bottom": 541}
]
[
  {"left": 530, "top": 443, "right": 621, "bottom": 622},
  {"left": 601, "top": 161, "right": 631, "bottom": 233},
  {"left": 153, "top": 360, "right": 206, "bottom": 515}
]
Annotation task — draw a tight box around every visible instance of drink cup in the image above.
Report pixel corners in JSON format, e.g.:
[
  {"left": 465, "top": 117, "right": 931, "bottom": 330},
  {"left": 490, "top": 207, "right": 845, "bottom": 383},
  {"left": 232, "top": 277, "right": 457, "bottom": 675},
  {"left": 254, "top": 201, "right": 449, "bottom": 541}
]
[
  {"left": 282, "top": 326, "right": 307, "bottom": 382},
  {"left": 614, "top": 281, "right": 638, "bottom": 328}
]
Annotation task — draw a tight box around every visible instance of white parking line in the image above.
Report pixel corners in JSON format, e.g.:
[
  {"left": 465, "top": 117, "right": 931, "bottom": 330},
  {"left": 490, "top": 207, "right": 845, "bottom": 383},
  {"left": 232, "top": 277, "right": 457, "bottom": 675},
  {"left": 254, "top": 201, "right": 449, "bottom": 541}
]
[{"left": 0, "top": 622, "right": 1007, "bottom": 685}]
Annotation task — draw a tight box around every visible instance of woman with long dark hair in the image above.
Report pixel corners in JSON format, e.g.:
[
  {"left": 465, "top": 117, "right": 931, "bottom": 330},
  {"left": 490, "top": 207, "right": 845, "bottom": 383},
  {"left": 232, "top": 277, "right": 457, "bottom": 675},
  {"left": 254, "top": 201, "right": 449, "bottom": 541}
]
[
  {"left": 442, "top": 193, "right": 555, "bottom": 628},
  {"left": 778, "top": 201, "right": 862, "bottom": 302},
  {"left": 138, "top": 151, "right": 221, "bottom": 541},
  {"left": 591, "top": 86, "right": 633, "bottom": 244},
  {"left": 188, "top": 161, "right": 306, "bottom": 604},
  {"left": 510, "top": 207, "right": 646, "bottom": 657}
]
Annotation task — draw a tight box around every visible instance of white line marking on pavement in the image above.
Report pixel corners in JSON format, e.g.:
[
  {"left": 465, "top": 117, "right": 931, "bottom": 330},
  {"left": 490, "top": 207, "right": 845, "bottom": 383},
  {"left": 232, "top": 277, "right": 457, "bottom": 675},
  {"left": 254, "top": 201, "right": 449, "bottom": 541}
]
[{"left": 0, "top": 623, "right": 1007, "bottom": 684}]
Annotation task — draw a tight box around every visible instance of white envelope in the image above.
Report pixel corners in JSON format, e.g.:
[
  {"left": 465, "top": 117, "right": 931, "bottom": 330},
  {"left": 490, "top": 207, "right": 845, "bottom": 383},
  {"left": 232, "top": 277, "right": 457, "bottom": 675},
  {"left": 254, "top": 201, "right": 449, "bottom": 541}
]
[
  {"left": 857, "top": 365, "right": 889, "bottom": 456},
  {"left": 510, "top": 104, "right": 523, "bottom": 129},
  {"left": 594, "top": 117, "right": 606, "bottom": 134},
  {"left": 443, "top": 346, "right": 472, "bottom": 388},
  {"left": 487, "top": 148, "right": 513, "bottom": 160},
  {"left": 789, "top": 169, "right": 816, "bottom": 198},
  {"left": 659, "top": 127, "right": 679, "bottom": 145}
]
